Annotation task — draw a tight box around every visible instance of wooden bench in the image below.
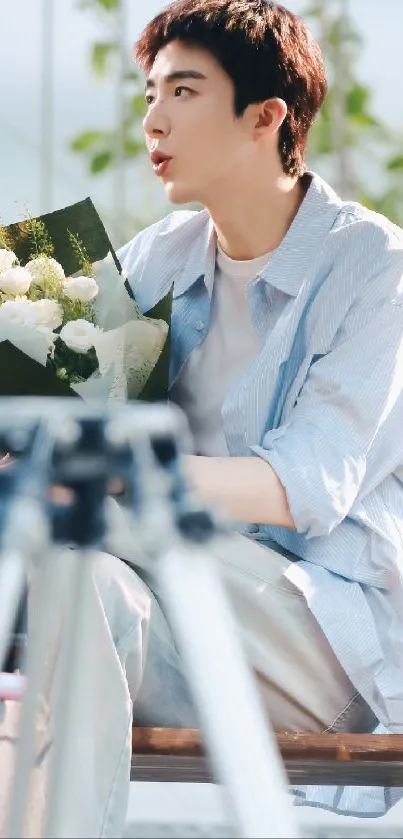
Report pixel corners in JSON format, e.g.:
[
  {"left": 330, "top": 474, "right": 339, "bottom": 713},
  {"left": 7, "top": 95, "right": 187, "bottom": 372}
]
[{"left": 131, "top": 728, "right": 403, "bottom": 787}]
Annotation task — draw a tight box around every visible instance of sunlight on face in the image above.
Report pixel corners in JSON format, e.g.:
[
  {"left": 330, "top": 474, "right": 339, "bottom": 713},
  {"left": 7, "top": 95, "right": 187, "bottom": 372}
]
[{"left": 142, "top": 41, "right": 255, "bottom": 206}]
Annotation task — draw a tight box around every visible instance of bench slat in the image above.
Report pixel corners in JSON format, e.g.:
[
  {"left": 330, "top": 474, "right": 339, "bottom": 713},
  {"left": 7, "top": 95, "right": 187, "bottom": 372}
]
[
  {"left": 131, "top": 728, "right": 403, "bottom": 786},
  {"left": 130, "top": 754, "right": 403, "bottom": 786},
  {"left": 132, "top": 728, "right": 403, "bottom": 763}
]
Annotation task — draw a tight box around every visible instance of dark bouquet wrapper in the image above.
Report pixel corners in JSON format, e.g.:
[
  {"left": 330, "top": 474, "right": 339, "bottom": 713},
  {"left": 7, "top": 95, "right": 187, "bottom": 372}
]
[{"left": 0, "top": 199, "right": 172, "bottom": 402}]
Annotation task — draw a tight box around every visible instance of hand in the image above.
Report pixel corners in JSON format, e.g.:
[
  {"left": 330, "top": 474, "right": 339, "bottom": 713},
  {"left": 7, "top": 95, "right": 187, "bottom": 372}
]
[
  {"left": 0, "top": 453, "right": 13, "bottom": 469},
  {"left": 0, "top": 452, "right": 125, "bottom": 501}
]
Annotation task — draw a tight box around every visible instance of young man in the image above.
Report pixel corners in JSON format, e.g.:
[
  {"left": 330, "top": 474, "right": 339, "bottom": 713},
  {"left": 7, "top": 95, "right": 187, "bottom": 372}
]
[{"left": 33, "top": 1, "right": 403, "bottom": 835}]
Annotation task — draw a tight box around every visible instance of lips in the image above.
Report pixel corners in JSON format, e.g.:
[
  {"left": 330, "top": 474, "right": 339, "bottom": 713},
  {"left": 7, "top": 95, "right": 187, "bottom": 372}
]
[{"left": 150, "top": 150, "right": 173, "bottom": 177}]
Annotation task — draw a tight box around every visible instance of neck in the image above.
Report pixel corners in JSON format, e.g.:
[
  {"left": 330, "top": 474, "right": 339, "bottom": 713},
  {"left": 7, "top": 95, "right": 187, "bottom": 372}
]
[{"left": 207, "top": 170, "right": 308, "bottom": 261}]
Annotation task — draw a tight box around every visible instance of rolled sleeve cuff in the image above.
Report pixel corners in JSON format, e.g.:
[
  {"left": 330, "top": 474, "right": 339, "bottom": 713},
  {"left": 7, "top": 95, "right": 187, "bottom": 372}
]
[{"left": 250, "top": 425, "right": 361, "bottom": 539}]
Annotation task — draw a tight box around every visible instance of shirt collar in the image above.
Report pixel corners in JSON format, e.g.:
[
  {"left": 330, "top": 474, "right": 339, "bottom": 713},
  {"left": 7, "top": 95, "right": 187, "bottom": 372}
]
[
  {"left": 173, "top": 172, "right": 344, "bottom": 300},
  {"left": 173, "top": 210, "right": 216, "bottom": 298},
  {"left": 258, "top": 171, "right": 344, "bottom": 297}
]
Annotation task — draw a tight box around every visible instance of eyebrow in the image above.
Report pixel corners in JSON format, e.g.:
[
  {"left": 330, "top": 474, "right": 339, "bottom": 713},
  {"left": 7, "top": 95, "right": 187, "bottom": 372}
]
[{"left": 145, "top": 70, "right": 207, "bottom": 90}]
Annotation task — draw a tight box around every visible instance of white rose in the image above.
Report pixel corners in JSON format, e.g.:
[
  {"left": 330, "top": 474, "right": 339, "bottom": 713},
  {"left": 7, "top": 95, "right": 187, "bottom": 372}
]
[
  {"left": 59, "top": 319, "right": 101, "bottom": 354},
  {"left": 0, "top": 266, "right": 32, "bottom": 296},
  {"left": 31, "top": 298, "right": 63, "bottom": 330},
  {"left": 0, "top": 297, "right": 36, "bottom": 327},
  {"left": 26, "top": 256, "right": 65, "bottom": 286},
  {"left": 63, "top": 275, "right": 98, "bottom": 303},
  {"left": 0, "top": 249, "right": 17, "bottom": 274}
]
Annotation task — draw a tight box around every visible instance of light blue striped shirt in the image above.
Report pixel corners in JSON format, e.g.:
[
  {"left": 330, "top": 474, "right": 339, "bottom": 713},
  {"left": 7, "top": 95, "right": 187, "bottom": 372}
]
[{"left": 119, "top": 172, "right": 403, "bottom": 816}]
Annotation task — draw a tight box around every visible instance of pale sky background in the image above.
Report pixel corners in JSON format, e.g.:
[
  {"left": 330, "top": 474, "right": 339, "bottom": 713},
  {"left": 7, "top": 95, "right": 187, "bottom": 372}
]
[{"left": 0, "top": 0, "right": 401, "bottom": 238}]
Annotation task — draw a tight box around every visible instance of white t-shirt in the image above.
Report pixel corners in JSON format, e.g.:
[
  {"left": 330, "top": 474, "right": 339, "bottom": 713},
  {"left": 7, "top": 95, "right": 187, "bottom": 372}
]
[{"left": 172, "top": 243, "right": 271, "bottom": 456}]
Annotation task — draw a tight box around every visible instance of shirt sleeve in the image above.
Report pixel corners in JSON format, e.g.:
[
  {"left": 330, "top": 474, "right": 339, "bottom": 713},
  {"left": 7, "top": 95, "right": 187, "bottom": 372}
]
[{"left": 251, "top": 254, "right": 403, "bottom": 539}]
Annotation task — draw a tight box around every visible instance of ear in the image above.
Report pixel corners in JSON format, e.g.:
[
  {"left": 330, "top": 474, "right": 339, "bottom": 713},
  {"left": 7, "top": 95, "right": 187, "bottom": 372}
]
[{"left": 254, "top": 97, "right": 287, "bottom": 136}]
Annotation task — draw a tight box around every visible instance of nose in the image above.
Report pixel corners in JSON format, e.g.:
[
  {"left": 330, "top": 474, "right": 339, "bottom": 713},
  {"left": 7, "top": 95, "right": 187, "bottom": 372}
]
[{"left": 143, "top": 103, "right": 171, "bottom": 141}]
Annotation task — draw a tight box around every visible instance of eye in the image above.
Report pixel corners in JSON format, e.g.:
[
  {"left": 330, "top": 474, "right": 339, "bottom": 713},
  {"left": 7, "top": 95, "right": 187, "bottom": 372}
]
[
  {"left": 174, "top": 85, "right": 192, "bottom": 98},
  {"left": 145, "top": 93, "right": 155, "bottom": 106}
]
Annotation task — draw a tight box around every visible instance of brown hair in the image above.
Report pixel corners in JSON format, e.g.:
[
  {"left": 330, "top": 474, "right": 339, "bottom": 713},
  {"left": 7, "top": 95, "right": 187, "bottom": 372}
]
[{"left": 134, "top": 0, "right": 327, "bottom": 177}]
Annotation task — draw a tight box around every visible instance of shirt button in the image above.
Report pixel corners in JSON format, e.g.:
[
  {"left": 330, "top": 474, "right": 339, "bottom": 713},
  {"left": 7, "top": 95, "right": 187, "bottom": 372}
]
[{"left": 195, "top": 320, "right": 205, "bottom": 332}]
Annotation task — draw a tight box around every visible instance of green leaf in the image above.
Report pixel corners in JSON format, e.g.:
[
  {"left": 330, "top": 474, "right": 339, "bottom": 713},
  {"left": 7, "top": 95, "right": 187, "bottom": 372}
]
[
  {"left": 125, "top": 69, "right": 141, "bottom": 83},
  {"left": 357, "top": 192, "right": 376, "bottom": 211},
  {"left": 386, "top": 155, "right": 403, "bottom": 171},
  {"left": 364, "top": 188, "right": 403, "bottom": 226},
  {"left": 346, "top": 83, "right": 370, "bottom": 116},
  {"left": 124, "top": 137, "right": 145, "bottom": 157},
  {"left": 130, "top": 93, "right": 147, "bottom": 118},
  {"left": 349, "top": 112, "right": 380, "bottom": 129},
  {"left": 70, "top": 130, "right": 104, "bottom": 152},
  {"left": 94, "top": 0, "right": 118, "bottom": 10},
  {"left": 91, "top": 41, "right": 117, "bottom": 75},
  {"left": 90, "top": 150, "right": 113, "bottom": 173},
  {"left": 76, "top": 0, "right": 118, "bottom": 10},
  {"left": 304, "top": 2, "right": 325, "bottom": 18},
  {"left": 308, "top": 118, "right": 333, "bottom": 155},
  {"left": 319, "top": 99, "right": 332, "bottom": 124}
]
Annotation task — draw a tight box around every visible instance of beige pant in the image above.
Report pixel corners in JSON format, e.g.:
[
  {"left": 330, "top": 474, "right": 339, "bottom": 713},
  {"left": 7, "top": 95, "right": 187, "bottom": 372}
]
[
  {"left": 206, "top": 531, "right": 363, "bottom": 733},
  {"left": 125, "top": 527, "right": 366, "bottom": 735},
  {"left": 1, "top": 500, "right": 368, "bottom": 837}
]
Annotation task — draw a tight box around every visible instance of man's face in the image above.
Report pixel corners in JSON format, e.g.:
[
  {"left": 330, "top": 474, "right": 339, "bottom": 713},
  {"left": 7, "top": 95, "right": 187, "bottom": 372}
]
[{"left": 143, "top": 40, "right": 255, "bottom": 206}]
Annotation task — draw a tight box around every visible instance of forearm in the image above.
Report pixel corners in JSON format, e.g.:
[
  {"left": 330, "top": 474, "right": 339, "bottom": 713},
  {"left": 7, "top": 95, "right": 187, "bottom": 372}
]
[{"left": 183, "top": 455, "right": 295, "bottom": 529}]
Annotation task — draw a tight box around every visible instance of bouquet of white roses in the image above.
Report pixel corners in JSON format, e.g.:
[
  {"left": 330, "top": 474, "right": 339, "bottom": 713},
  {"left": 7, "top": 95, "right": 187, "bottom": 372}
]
[{"left": 0, "top": 199, "right": 171, "bottom": 402}]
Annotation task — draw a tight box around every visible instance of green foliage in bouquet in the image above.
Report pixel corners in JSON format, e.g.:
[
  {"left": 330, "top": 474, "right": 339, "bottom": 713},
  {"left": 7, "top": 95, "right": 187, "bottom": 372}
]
[{"left": 4, "top": 198, "right": 117, "bottom": 277}]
